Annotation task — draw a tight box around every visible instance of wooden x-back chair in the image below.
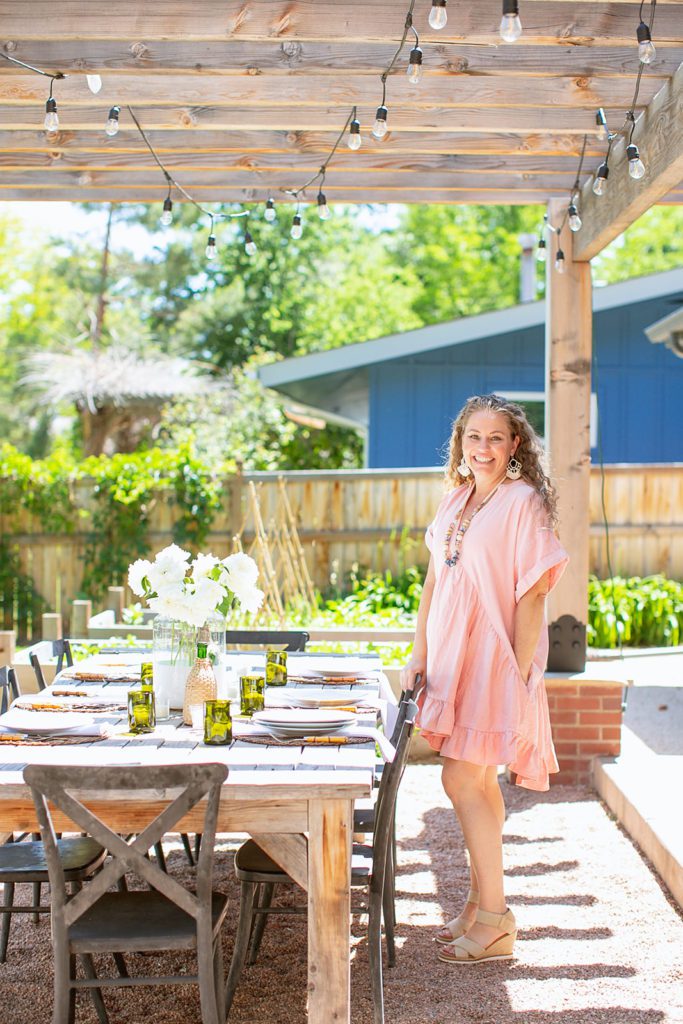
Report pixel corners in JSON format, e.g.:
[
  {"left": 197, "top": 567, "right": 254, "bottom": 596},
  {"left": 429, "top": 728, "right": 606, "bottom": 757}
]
[{"left": 24, "top": 762, "right": 229, "bottom": 1024}]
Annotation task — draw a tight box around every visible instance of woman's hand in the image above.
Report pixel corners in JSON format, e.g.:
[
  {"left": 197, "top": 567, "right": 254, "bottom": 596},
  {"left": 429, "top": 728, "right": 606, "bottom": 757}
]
[{"left": 400, "top": 654, "right": 426, "bottom": 694}]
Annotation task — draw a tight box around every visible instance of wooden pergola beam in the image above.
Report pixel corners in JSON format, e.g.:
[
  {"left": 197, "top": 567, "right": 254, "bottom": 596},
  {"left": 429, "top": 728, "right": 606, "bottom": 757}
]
[
  {"left": 1, "top": 1, "right": 682, "bottom": 45},
  {"left": 0, "top": 41, "right": 681, "bottom": 77},
  {"left": 574, "top": 62, "right": 683, "bottom": 260}
]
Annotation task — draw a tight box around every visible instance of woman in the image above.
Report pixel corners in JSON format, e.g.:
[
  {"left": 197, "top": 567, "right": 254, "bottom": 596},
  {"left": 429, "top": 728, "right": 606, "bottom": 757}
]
[{"left": 401, "top": 394, "right": 568, "bottom": 965}]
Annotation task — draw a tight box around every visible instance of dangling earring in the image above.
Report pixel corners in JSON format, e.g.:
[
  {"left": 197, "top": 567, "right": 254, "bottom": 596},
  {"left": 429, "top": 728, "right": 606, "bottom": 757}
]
[
  {"left": 458, "top": 457, "right": 471, "bottom": 477},
  {"left": 506, "top": 456, "right": 522, "bottom": 480}
]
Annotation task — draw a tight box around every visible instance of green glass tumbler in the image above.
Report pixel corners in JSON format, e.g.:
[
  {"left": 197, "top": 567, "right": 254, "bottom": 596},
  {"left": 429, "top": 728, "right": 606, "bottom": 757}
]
[
  {"left": 127, "top": 688, "right": 155, "bottom": 734},
  {"left": 203, "top": 699, "right": 233, "bottom": 745},
  {"left": 265, "top": 649, "right": 287, "bottom": 686},
  {"left": 240, "top": 673, "right": 265, "bottom": 717}
]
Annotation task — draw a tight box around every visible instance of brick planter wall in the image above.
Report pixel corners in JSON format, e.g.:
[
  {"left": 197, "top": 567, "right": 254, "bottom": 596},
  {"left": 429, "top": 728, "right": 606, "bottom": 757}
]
[{"left": 545, "top": 673, "right": 625, "bottom": 785}]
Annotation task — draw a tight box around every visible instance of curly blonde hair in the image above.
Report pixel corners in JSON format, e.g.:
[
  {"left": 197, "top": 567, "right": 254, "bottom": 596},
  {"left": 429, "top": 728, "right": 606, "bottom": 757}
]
[{"left": 445, "top": 393, "right": 559, "bottom": 527}]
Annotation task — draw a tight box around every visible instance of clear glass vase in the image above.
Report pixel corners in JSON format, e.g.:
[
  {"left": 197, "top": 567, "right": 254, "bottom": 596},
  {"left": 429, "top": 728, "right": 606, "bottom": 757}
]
[{"left": 152, "top": 617, "right": 197, "bottom": 710}]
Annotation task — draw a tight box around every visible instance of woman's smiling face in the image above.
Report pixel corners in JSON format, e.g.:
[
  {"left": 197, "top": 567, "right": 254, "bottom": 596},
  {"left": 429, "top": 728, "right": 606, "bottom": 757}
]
[{"left": 461, "top": 410, "right": 519, "bottom": 485}]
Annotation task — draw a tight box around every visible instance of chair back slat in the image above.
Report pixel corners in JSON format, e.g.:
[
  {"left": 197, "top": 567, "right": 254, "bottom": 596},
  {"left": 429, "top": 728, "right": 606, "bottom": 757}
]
[
  {"left": 224, "top": 630, "right": 308, "bottom": 652},
  {"left": 0, "top": 666, "right": 19, "bottom": 714},
  {"left": 24, "top": 763, "right": 227, "bottom": 933}
]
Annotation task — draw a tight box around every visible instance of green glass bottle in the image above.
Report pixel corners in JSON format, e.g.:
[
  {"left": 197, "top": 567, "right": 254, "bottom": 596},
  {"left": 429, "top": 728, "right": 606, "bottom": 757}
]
[{"left": 140, "top": 661, "right": 156, "bottom": 728}]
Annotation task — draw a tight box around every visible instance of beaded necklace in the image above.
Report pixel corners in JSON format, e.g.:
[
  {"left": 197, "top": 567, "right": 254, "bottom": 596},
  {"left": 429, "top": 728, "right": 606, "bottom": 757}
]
[{"left": 443, "top": 480, "right": 505, "bottom": 567}]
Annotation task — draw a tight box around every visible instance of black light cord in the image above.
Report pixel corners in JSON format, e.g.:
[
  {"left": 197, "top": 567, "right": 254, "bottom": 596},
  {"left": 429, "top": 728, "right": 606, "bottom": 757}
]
[
  {"left": 283, "top": 106, "right": 357, "bottom": 200},
  {"left": 0, "top": 50, "right": 65, "bottom": 82}
]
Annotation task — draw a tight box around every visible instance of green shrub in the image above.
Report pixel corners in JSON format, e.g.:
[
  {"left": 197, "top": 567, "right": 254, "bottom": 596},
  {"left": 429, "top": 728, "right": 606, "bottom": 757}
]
[{"left": 588, "top": 575, "right": 683, "bottom": 648}]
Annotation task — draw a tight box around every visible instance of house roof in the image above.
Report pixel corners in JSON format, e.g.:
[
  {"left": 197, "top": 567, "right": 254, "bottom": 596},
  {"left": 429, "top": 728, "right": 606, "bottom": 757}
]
[
  {"left": 645, "top": 304, "right": 683, "bottom": 357},
  {"left": 260, "top": 268, "right": 683, "bottom": 389}
]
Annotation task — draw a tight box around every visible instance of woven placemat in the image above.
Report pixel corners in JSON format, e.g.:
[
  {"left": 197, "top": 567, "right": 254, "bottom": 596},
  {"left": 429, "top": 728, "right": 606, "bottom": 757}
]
[
  {"left": 0, "top": 734, "right": 106, "bottom": 746},
  {"left": 15, "top": 702, "right": 127, "bottom": 714},
  {"left": 237, "top": 733, "right": 373, "bottom": 747}
]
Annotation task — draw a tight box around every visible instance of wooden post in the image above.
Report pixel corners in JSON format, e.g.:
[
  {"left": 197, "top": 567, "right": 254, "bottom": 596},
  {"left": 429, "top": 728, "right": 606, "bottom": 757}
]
[
  {"left": 71, "top": 599, "right": 92, "bottom": 637},
  {"left": 0, "top": 631, "right": 16, "bottom": 666},
  {"left": 545, "top": 198, "right": 592, "bottom": 669},
  {"left": 105, "top": 586, "right": 125, "bottom": 622},
  {"left": 42, "top": 613, "right": 62, "bottom": 640}
]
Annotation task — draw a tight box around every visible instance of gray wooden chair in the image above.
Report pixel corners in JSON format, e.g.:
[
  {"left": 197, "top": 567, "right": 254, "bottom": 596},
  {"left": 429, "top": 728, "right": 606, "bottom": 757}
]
[
  {"left": 24, "top": 762, "right": 229, "bottom": 1024},
  {"left": 29, "top": 638, "right": 74, "bottom": 691},
  {"left": 0, "top": 665, "right": 19, "bottom": 714},
  {"left": 224, "top": 703, "right": 417, "bottom": 1024}
]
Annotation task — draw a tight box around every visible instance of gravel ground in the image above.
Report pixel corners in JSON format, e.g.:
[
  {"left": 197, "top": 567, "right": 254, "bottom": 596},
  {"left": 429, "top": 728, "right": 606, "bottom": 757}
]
[{"left": 1, "top": 766, "right": 682, "bottom": 1024}]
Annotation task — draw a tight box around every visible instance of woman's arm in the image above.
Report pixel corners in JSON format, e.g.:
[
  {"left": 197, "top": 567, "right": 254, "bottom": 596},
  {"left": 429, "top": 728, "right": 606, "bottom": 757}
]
[
  {"left": 513, "top": 570, "right": 551, "bottom": 683},
  {"left": 400, "top": 555, "right": 436, "bottom": 690}
]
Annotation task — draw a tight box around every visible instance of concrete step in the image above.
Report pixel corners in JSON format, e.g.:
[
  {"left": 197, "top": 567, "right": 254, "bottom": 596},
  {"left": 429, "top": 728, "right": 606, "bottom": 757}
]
[{"left": 593, "top": 724, "right": 683, "bottom": 909}]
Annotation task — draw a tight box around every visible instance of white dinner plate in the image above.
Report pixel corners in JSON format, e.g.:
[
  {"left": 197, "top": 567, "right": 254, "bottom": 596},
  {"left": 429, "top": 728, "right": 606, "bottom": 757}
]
[
  {"left": 266, "top": 687, "right": 361, "bottom": 708},
  {"left": 0, "top": 708, "right": 100, "bottom": 735},
  {"left": 253, "top": 709, "right": 356, "bottom": 730}
]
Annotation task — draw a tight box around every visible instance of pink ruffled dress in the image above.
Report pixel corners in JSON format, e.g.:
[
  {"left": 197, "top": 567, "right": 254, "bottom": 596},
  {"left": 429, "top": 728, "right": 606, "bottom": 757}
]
[{"left": 416, "top": 478, "right": 569, "bottom": 792}]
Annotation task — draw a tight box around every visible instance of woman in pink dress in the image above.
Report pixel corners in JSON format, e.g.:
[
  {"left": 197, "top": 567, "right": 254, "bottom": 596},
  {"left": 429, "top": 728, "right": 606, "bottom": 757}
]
[{"left": 402, "top": 394, "right": 568, "bottom": 965}]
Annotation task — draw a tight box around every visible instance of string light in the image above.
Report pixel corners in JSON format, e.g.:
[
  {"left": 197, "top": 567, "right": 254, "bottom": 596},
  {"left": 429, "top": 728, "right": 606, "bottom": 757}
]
[
  {"left": 372, "top": 104, "right": 389, "bottom": 139},
  {"left": 264, "top": 198, "right": 277, "bottom": 222},
  {"left": 568, "top": 203, "right": 582, "bottom": 232},
  {"left": 500, "top": 0, "right": 522, "bottom": 43},
  {"left": 592, "top": 160, "right": 610, "bottom": 196},
  {"left": 595, "top": 108, "right": 609, "bottom": 143},
  {"left": 86, "top": 74, "right": 102, "bottom": 94},
  {"left": 244, "top": 230, "right": 257, "bottom": 256},
  {"left": 44, "top": 93, "right": 59, "bottom": 132},
  {"left": 407, "top": 43, "right": 423, "bottom": 84},
  {"left": 554, "top": 247, "right": 566, "bottom": 274},
  {"left": 160, "top": 195, "right": 173, "bottom": 226},
  {"left": 291, "top": 209, "right": 303, "bottom": 240},
  {"left": 205, "top": 220, "right": 217, "bottom": 259},
  {"left": 627, "top": 143, "right": 646, "bottom": 179},
  {"left": 104, "top": 105, "right": 120, "bottom": 137},
  {"left": 428, "top": 0, "right": 447, "bottom": 30},
  {"left": 347, "top": 112, "right": 362, "bottom": 150},
  {"left": 536, "top": 235, "right": 547, "bottom": 262},
  {"left": 636, "top": 2, "right": 657, "bottom": 64},
  {"left": 317, "top": 189, "right": 330, "bottom": 220}
]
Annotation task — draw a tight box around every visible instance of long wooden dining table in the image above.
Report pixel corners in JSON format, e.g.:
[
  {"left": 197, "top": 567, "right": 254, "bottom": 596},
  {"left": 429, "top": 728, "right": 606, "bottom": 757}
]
[{"left": 0, "top": 651, "right": 394, "bottom": 1023}]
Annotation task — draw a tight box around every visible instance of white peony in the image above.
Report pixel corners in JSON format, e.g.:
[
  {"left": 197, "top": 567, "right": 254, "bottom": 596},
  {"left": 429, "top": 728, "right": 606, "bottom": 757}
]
[
  {"left": 127, "top": 558, "right": 153, "bottom": 597},
  {"left": 147, "top": 544, "right": 191, "bottom": 590},
  {"left": 221, "top": 552, "right": 259, "bottom": 591},
  {"left": 191, "top": 576, "right": 224, "bottom": 608},
  {"left": 191, "top": 553, "right": 220, "bottom": 581},
  {"left": 231, "top": 581, "right": 265, "bottom": 615}
]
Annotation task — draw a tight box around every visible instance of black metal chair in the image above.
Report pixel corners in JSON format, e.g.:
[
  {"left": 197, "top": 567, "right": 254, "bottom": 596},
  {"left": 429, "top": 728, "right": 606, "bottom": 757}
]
[
  {"left": 29, "top": 638, "right": 74, "bottom": 691},
  {"left": 224, "top": 630, "right": 309, "bottom": 651},
  {"left": 24, "top": 762, "right": 229, "bottom": 1024},
  {"left": 224, "top": 703, "right": 417, "bottom": 1024},
  {"left": 0, "top": 665, "right": 19, "bottom": 714}
]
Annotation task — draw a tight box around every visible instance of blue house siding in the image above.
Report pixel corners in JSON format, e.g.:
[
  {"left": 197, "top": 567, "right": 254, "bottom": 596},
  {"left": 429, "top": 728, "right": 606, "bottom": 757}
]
[{"left": 368, "top": 294, "right": 682, "bottom": 468}]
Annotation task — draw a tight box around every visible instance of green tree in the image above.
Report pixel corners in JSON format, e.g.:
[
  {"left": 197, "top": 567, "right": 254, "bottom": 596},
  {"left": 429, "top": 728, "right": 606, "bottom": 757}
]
[{"left": 592, "top": 207, "right": 683, "bottom": 285}]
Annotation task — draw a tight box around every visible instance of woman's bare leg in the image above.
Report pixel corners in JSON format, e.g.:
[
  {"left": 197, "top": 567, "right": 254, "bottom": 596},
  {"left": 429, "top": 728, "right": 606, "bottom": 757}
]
[{"left": 441, "top": 759, "right": 510, "bottom": 948}]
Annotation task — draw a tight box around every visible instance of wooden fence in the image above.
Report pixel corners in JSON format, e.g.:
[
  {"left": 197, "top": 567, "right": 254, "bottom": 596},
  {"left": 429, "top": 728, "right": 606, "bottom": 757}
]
[{"left": 2, "top": 463, "right": 681, "bottom": 641}]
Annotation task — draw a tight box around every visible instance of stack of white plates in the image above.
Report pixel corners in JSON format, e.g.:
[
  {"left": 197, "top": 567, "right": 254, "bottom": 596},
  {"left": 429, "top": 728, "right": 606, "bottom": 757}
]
[
  {"left": 252, "top": 708, "right": 356, "bottom": 739},
  {"left": 266, "top": 687, "right": 361, "bottom": 709}
]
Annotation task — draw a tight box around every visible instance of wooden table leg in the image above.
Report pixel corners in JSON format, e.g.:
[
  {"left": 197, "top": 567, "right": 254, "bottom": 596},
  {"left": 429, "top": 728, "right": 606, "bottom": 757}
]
[{"left": 307, "top": 797, "right": 352, "bottom": 1024}]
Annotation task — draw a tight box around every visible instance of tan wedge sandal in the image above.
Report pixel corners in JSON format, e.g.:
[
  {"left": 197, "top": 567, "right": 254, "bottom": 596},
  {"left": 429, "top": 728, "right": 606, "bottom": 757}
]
[
  {"left": 434, "top": 889, "right": 479, "bottom": 945},
  {"left": 438, "top": 907, "right": 516, "bottom": 964}
]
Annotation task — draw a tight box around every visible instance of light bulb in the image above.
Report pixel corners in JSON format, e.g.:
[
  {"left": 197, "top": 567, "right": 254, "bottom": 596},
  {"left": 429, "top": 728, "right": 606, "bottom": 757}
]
[
  {"left": 104, "top": 105, "right": 120, "bottom": 137},
  {"left": 161, "top": 197, "right": 173, "bottom": 226},
  {"left": 264, "top": 198, "right": 277, "bottom": 222},
  {"left": 44, "top": 97, "right": 59, "bottom": 132},
  {"left": 86, "top": 74, "right": 102, "bottom": 94},
  {"left": 290, "top": 214, "right": 303, "bottom": 240},
  {"left": 554, "top": 249, "right": 566, "bottom": 274},
  {"left": 372, "top": 105, "right": 388, "bottom": 139},
  {"left": 428, "top": 1, "right": 447, "bottom": 30},
  {"left": 568, "top": 204, "right": 582, "bottom": 232},
  {"left": 317, "top": 192, "right": 330, "bottom": 220},
  {"left": 592, "top": 163, "right": 609, "bottom": 196},
  {"left": 637, "top": 22, "right": 656, "bottom": 64},
  {"left": 244, "top": 231, "right": 257, "bottom": 256},
  {"left": 627, "top": 144, "right": 646, "bottom": 180},
  {"left": 206, "top": 234, "right": 217, "bottom": 259},
  {"left": 348, "top": 118, "right": 361, "bottom": 150},
  {"left": 407, "top": 46, "right": 423, "bottom": 85},
  {"left": 500, "top": 13, "right": 522, "bottom": 42},
  {"left": 595, "top": 108, "right": 609, "bottom": 142},
  {"left": 536, "top": 238, "right": 546, "bottom": 263}
]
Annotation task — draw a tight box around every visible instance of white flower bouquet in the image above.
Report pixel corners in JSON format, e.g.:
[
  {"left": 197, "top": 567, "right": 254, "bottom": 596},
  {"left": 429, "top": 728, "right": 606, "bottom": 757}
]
[{"left": 128, "top": 544, "right": 264, "bottom": 627}]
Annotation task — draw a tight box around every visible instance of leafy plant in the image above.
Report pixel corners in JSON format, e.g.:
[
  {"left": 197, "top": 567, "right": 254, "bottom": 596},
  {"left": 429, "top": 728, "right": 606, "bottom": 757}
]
[{"left": 588, "top": 575, "right": 683, "bottom": 648}]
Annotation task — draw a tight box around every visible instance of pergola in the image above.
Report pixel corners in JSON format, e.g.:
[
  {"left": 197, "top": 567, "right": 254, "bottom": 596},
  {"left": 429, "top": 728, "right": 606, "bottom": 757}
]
[{"left": 2, "top": 0, "right": 683, "bottom": 664}]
